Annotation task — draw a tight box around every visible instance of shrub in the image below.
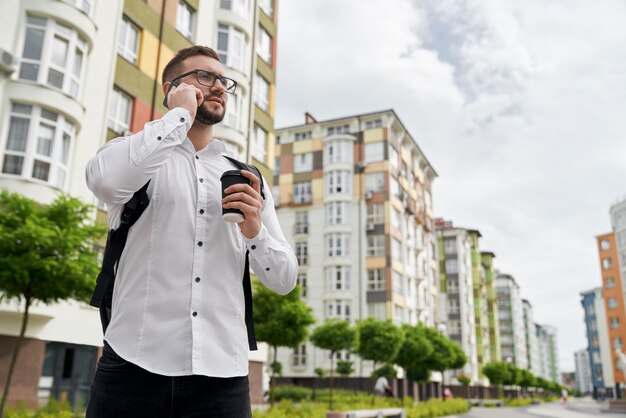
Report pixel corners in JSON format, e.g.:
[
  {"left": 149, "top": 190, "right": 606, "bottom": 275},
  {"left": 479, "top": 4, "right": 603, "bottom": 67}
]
[{"left": 273, "top": 385, "right": 313, "bottom": 402}]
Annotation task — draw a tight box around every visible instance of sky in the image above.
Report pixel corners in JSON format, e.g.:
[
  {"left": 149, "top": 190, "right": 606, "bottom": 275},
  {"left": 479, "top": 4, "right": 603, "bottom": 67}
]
[{"left": 274, "top": 0, "right": 626, "bottom": 371}]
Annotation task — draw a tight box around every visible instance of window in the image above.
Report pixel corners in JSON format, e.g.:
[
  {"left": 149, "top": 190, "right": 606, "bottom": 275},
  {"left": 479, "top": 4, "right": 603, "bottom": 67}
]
[
  {"left": 220, "top": 0, "right": 249, "bottom": 18},
  {"left": 295, "top": 211, "right": 308, "bottom": 234},
  {"left": 256, "top": 26, "right": 272, "bottom": 63},
  {"left": 613, "top": 337, "right": 623, "bottom": 349},
  {"left": 448, "top": 320, "right": 460, "bottom": 335},
  {"left": 391, "top": 207, "right": 401, "bottom": 230},
  {"left": 365, "top": 172, "right": 384, "bottom": 193},
  {"left": 2, "top": 104, "right": 73, "bottom": 189},
  {"left": 444, "top": 239, "right": 456, "bottom": 255},
  {"left": 601, "top": 239, "right": 610, "bottom": 251},
  {"left": 368, "top": 302, "right": 386, "bottom": 320},
  {"left": 389, "top": 147, "right": 399, "bottom": 170},
  {"left": 606, "top": 277, "right": 615, "bottom": 289},
  {"left": 293, "top": 181, "right": 312, "bottom": 204},
  {"left": 611, "top": 317, "right": 620, "bottom": 329},
  {"left": 253, "top": 73, "right": 269, "bottom": 111},
  {"left": 448, "top": 299, "right": 460, "bottom": 314},
  {"left": 326, "top": 233, "right": 350, "bottom": 257},
  {"left": 251, "top": 125, "right": 267, "bottom": 163},
  {"left": 326, "top": 202, "right": 350, "bottom": 226},
  {"left": 326, "top": 300, "right": 351, "bottom": 320},
  {"left": 217, "top": 24, "right": 245, "bottom": 71},
  {"left": 367, "top": 235, "right": 385, "bottom": 257},
  {"left": 258, "top": 0, "right": 273, "bottom": 17},
  {"left": 295, "top": 242, "right": 308, "bottom": 265},
  {"left": 447, "top": 278, "right": 459, "bottom": 292},
  {"left": 294, "top": 131, "right": 312, "bottom": 141},
  {"left": 366, "top": 203, "right": 384, "bottom": 225},
  {"left": 392, "top": 270, "right": 403, "bottom": 294},
  {"left": 367, "top": 269, "right": 385, "bottom": 291},
  {"left": 609, "top": 297, "right": 618, "bottom": 309},
  {"left": 392, "top": 238, "right": 402, "bottom": 261},
  {"left": 326, "top": 140, "right": 351, "bottom": 164},
  {"left": 20, "top": 16, "right": 87, "bottom": 98},
  {"left": 65, "top": 0, "right": 94, "bottom": 15},
  {"left": 293, "top": 153, "right": 313, "bottom": 173},
  {"left": 327, "top": 125, "right": 350, "bottom": 136},
  {"left": 325, "top": 266, "right": 351, "bottom": 291},
  {"left": 297, "top": 273, "right": 307, "bottom": 298},
  {"left": 390, "top": 176, "right": 400, "bottom": 198},
  {"left": 176, "top": 1, "right": 195, "bottom": 40},
  {"left": 118, "top": 16, "right": 140, "bottom": 64},
  {"left": 603, "top": 258, "right": 613, "bottom": 270},
  {"left": 326, "top": 170, "right": 350, "bottom": 194},
  {"left": 224, "top": 90, "right": 242, "bottom": 131},
  {"left": 292, "top": 344, "right": 306, "bottom": 366},
  {"left": 365, "top": 119, "right": 382, "bottom": 129},
  {"left": 592, "top": 351, "right": 601, "bottom": 364},
  {"left": 586, "top": 304, "right": 595, "bottom": 316},
  {"left": 108, "top": 88, "right": 133, "bottom": 134},
  {"left": 364, "top": 142, "right": 384, "bottom": 163},
  {"left": 394, "top": 305, "right": 403, "bottom": 325},
  {"left": 445, "top": 259, "right": 458, "bottom": 274}
]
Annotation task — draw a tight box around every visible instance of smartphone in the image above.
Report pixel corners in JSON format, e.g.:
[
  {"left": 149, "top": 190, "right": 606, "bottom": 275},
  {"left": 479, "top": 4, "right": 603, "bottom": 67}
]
[{"left": 162, "top": 80, "right": 181, "bottom": 109}]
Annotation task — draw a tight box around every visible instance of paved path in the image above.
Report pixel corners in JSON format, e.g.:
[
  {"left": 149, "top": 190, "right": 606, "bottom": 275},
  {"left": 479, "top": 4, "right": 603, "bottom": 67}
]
[{"left": 446, "top": 398, "right": 625, "bottom": 418}]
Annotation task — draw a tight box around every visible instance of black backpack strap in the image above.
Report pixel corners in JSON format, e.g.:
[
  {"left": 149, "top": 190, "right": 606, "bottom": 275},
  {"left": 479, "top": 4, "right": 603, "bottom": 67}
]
[
  {"left": 243, "top": 251, "right": 257, "bottom": 351},
  {"left": 90, "top": 181, "right": 151, "bottom": 334},
  {"left": 223, "top": 155, "right": 265, "bottom": 200}
]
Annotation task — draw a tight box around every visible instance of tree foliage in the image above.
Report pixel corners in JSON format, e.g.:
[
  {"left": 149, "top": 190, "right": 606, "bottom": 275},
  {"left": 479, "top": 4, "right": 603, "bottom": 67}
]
[
  {"left": 356, "top": 318, "right": 404, "bottom": 370},
  {"left": 394, "top": 324, "right": 433, "bottom": 377},
  {"left": 0, "top": 191, "right": 105, "bottom": 417}
]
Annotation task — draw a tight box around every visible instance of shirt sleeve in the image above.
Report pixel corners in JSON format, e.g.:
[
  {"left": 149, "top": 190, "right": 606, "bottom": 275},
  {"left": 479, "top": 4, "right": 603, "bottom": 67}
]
[
  {"left": 85, "top": 107, "right": 192, "bottom": 205},
  {"left": 243, "top": 179, "right": 298, "bottom": 295}
]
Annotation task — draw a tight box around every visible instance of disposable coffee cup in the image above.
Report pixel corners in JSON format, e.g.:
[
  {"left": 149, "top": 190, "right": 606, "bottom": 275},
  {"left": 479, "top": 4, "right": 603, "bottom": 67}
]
[{"left": 220, "top": 170, "right": 250, "bottom": 223}]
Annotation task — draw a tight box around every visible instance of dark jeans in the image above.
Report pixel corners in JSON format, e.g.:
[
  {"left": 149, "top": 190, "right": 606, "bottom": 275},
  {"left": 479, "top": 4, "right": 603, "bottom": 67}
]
[{"left": 86, "top": 343, "right": 252, "bottom": 418}]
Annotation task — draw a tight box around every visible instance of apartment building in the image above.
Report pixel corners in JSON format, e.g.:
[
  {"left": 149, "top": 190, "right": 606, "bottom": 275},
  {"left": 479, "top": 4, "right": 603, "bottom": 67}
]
[
  {"left": 481, "top": 252, "right": 501, "bottom": 364},
  {"left": 580, "top": 287, "right": 615, "bottom": 399},
  {"left": 272, "top": 109, "right": 438, "bottom": 378},
  {"left": 536, "top": 324, "right": 560, "bottom": 383},
  {"left": 522, "top": 299, "right": 541, "bottom": 377},
  {"left": 495, "top": 274, "right": 528, "bottom": 369},
  {"left": 0, "top": 0, "right": 278, "bottom": 407},
  {"left": 436, "top": 223, "right": 479, "bottom": 383},
  {"left": 574, "top": 349, "right": 593, "bottom": 395}
]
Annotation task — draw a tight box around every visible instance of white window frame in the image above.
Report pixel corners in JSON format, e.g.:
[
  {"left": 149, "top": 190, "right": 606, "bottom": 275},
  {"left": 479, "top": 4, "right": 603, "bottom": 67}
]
[
  {"left": 391, "top": 207, "right": 401, "bottom": 230},
  {"left": 217, "top": 23, "right": 245, "bottom": 72},
  {"left": 2, "top": 103, "right": 74, "bottom": 190},
  {"left": 364, "top": 142, "right": 384, "bottom": 164},
  {"left": 108, "top": 87, "right": 133, "bottom": 134},
  {"left": 63, "top": 0, "right": 94, "bottom": 15},
  {"left": 367, "top": 235, "right": 385, "bottom": 257},
  {"left": 326, "top": 139, "right": 351, "bottom": 165},
  {"left": 258, "top": 0, "right": 273, "bottom": 17},
  {"left": 293, "top": 181, "right": 312, "bottom": 204},
  {"left": 365, "top": 119, "right": 382, "bottom": 129},
  {"left": 256, "top": 26, "right": 271, "bottom": 63},
  {"left": 366, "top": 203, "right": 384, "bottom": 224},
  {"left": 326, "top": 170, "right": 351, "bottom": 195},
  {"left": 390, "top": 176, "right": 401, "bottom": 198},
  {"left": 326, "top": 300, "right": 351, "bottom": 321},
  {"left": 220, "top": 0, "right": 249, "bottom": 18},
  {"left": 444, "top": 239, "right": 456, "bottom": 255},
  {"left": 365, "top": 172, "right": 384, "bottom": 193},
  {"left": 603, "top": 258, "right": 612, "bottom": 270},
  {"left": 445, "top": 259, "right": 458, "bottom": 274},
  {"left": 326, "top": 202, "right": 350, "bottom": 226},
  {"left": 253, "top": 73, "right": 269, "bottom": 111},
  {"left": 20, "top": 16, "right": 87, "bottom": 99},
  {"left": 294, "top": 131, "right": 312, "bottom": 141},
  {"left": 292, "top": 343, "right": 307, "bottom": 366},
  {"left": 176, "top": 1, "right": 195, "bottom": 40},
  {"left": 118, "top": 16, "right": 140, "bottom": 64},
  {"left": 325, "top": 266, "right": 351, "bottom": 292},
  {"left": 392, "top": 271, "right": 404, "bottom": 295},
  {"left": 293, "top": 152, "right": 313, "bottom": 173},
  {"left": 295, "top": 211, "right": 308, "bottom": 234},
  {"left": 367, "top": 269, "right": 385, "bottom": 291},
  {"left": 389, "top": 146, "right": 399, "bottom": 170},
  {"left": 392, "top": 238, "right": 402, "bottom": 261},
  {"left": 326, "top": 233, "right": 350, "bottom": 257},
  {"left": 251, "top": 125, "right": 267, "bottom": 163},
  {"left": 295, "top": 242, "right": 308, "bottom": 265}
]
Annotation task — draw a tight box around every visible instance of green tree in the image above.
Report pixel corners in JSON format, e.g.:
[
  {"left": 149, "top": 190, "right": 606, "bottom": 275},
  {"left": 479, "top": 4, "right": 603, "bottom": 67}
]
[
  {"left": 336, "top": 360, "right": 354, "bottom": 377},
  {"left": 457, "top": 375, "right": 471, "bottom": 399},
  {"left": 483, "top": 362, "right": 511, "bottom": 399},
  {"left": 0, "top": 191, "right": 105, "bottom": 417},
  {"left": 424, "top": 327, "right": 465, "bottom": 400},
  {"left": 518, "top": 369, "right": 536, "bottom": 397},
  {"left": 310, "top": 319, "right": 356, "bottom": 409},
  {"left": 253, "top": 282, "right": 314, "bottom": 407},
  {"left": 312, "top": 367, "right": 325, "bottom": 401},
  {"left": 394, "top": 324, "right": 433, "bottom": 404},
  {"left": 356, "top": 318, "right": 404, "bottom": 373}
]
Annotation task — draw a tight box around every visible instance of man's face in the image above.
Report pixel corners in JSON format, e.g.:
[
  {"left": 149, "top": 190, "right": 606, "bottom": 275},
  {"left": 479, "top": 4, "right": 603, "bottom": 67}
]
[{"left": 175, "top": 55, "right": 229, "bottom": 126}]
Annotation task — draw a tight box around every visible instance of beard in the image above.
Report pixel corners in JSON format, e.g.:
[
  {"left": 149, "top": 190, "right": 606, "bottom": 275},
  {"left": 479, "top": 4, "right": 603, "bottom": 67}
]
[{"left": 194, "top": 95, "right": 226, "bottom": 125}]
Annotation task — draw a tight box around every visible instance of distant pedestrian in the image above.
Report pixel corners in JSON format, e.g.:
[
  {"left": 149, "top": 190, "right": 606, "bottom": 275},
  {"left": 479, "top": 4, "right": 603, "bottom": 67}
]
[
  {"left": 374, "top": 376, "right": 392, "bottom": 397},
  {"left": 444, "top": 388, "right": 454, "bottom": 399},
  {"left": 560, "top": 388, "right": 569, "bottom": 403}
]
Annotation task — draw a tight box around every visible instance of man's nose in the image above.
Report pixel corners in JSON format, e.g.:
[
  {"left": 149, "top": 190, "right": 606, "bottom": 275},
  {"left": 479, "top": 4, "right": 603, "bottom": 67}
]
[{"left": 211, "top": 78, "right": 227, "bottom": 93}]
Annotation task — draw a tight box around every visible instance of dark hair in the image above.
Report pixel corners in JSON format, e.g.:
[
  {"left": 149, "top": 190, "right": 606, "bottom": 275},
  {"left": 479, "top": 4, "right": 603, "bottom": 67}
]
[{"left": 161, "top": 45, "right": 221, "bottom": 84}]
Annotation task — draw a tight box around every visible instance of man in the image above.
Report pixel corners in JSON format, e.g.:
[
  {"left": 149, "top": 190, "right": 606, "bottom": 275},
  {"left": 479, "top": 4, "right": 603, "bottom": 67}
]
[{"left": 85, "top": 45, "right": 297, "bottom": 418}]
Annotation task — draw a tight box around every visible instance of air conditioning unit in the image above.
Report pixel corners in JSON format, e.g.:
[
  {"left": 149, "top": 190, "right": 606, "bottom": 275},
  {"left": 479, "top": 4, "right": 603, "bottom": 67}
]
[
  {"left": 365, "top": 191, "right": 373, "bottom": 199},
  {"left": 366, "top": 223, "right": 375, "bottom": 231},
  {"left": 0, "top": 48, "right": 18, "bottom": 74}
]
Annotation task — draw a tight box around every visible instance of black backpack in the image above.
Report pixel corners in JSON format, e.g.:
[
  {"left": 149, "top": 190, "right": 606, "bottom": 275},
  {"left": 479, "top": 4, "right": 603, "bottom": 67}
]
[{"left": 89, "top": 155, "right": 264, "bottom": 351}]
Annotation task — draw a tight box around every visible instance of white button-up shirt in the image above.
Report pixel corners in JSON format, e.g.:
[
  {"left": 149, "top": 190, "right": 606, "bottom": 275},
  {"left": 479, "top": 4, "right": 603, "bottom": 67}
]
[{"left": 86, "top": 107, "right": 297, "bottom": 377}]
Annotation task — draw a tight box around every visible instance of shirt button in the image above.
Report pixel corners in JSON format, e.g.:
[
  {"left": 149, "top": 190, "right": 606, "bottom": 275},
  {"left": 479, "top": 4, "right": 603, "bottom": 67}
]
[
  {"left": 195, "top": 155, "right": 199, "bottom": 159},
  {"left": 199, "top": 178, "right": 204, "bottom": 183},
  {"left": 180, "top": 117, "right": 185, "bottom": 122},
  {"left": 192, "top": 311, "right": 198, "bottom": 317},
  {"left": 265, "top": 267, "right": 270, "bottom": 271},
  {"left": 195, "top": 277, "right": 201, "bottom": 283},
  {"left": 251, "top": 245, "right": 256, "bottom": 250},
  {"left": 199, "top": 209, "right": 205, "bottom": 214},
  {"left": 157, "top": 136, "right": 162, "bottom": 141},
  {"left": 198, "top": 241, "right": 203, "bottom": 247}
]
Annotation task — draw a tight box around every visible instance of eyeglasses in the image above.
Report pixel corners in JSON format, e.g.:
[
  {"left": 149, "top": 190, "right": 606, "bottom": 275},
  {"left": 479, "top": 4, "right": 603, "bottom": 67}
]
[{"left": 170, "top": 69, "right": 237, "bottom": 93}]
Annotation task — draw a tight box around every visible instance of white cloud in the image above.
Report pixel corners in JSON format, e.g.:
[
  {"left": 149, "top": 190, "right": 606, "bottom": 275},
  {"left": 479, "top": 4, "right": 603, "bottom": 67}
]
[{"left": 276, "top": 0, "right": 626, "bottom": 371}]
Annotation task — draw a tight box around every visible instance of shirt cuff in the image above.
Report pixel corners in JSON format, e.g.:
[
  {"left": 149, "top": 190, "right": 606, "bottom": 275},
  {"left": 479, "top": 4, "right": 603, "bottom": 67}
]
[
  {"left": 244, "top": 225, "right": 270, "bottom": 252},
  {"left": 163, "top": 107, "right": 193, "bottom": 132}
]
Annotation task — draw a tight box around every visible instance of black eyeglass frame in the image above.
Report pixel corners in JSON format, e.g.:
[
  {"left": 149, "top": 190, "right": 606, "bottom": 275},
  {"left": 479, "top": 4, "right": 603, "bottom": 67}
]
[{"left": 169, "top": 69, "right": 237, "bottom": 94}]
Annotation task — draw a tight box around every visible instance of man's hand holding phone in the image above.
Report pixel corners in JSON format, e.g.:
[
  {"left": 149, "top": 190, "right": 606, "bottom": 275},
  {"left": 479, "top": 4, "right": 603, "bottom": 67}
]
[{"left": 163, "top": 81, "right": 203, "bottom": 121}]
